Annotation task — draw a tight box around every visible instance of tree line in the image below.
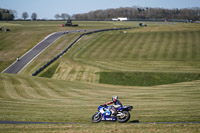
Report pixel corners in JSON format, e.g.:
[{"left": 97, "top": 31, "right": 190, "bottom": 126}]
[
  {"left": 21, "top": 12, "right": 37, "bottom": 20},
  {"left": 72, "top": 6, "right": 200, "bottom": 21},
  {"left": 0, "top": 8, "right": 37, "bottom": 21},
  {"left": 0, "top": 8, "right": 15, "bottom": 21},
  {"left": 1, "top": 6, "right": 200, "bottom": 21}
]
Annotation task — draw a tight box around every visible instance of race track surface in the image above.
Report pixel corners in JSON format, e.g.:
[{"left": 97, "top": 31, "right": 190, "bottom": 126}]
[{"left": 1, "top": 30, "right": 87, "bottom": 74}]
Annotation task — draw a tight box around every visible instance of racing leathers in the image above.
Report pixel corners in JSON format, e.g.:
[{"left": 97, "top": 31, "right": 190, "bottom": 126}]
[{"left": 104, "top": 99, "right": 123, "bottom": 116}]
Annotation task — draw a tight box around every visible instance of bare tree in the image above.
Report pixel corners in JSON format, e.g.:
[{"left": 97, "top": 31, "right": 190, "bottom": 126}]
[
  {"left": 31, "top": 12, "right": 37, "bottom": 20},
  {"left": 55, "top": 14, "right": 61, "bottom": 20},
  {"left": 9, "top": 10, "right": 17, "bottom": 19},
  {"left": 22, "top": 12, "right": 28, "bottom": 20},
  {"left": 61, "top": 13, "right": 70, "bottom": 20}
]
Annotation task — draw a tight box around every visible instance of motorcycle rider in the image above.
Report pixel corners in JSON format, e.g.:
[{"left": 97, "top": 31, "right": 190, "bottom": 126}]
[{"left": 104, "top": 96, "right": 123, "bottom": 116}]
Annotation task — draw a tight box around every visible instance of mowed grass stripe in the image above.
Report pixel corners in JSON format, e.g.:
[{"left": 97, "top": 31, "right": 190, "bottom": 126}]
[
  {"left": 1, "top": 76, "right": 25, "bottom": 100},
  {"left": 196, "top": 31, "right": 200, "bottom": 59},
  {"left": 173, "top": 32, "right": 181, "bottom": 59},
  {"left": 8, "top": 75, "right": 34, "bottom": 99},
  {"left": 130, "top": 33, "right": 147, "bottom": 60},
  {"left": 33, "top": 80, "right": 61, "bottom": 98},
  {"left": 95, "top": 33, "right": 119, "bottom": 59},
  {"left": 25, "top": 78, "right": 54, "bottom": 99},
  {"left": 43, "top": 82, "right": 70, "bottom": 98},
  {"left": 190, "top": 31, "right": 196, "bottom": 60},
  {"left": 0, "top": 74, "right": 200, "bottom": 123},
  {"left": 120, "top": 33, "right": 138, "bottom": 60},
  {"left": 127, "top": 33, "right": 141, "bottom": 60},
  {"left": 74, "top": 30, "right": 200, "bottom": 62},
  {"left": 116, "top": 33, "right": 135, "bottom": 59},
  {"left": 166, "top": 32, "right": 177, "bottom": 60},
  {"left": 112, "top": 33, "right": 130, "bottom": 59},
  {"left": 80, "top": 33, "right": 109, "bottom": 59},
  {"left": 192, "top": 31, "right": 200, "bottom": 59},
  {"left": 177, "top": 32, "right": 185, "bottom": 60},
  {"left": 148, "top": 32, "right": 161, "bottom": 60},
  {"left": 142, "top": 33, "right": 156, "bottom": 60},
  {"left": 163, "top": 32, "right": 173, "bottom": 60},
  {"left": 35, "top": 79, "right": 63, "bottom": 98},
  {"left": 138, "top": 33, "right": 153, "bottom": 60},
  {"left": 0, "top": 77, "right": 7, "bottom": 99},
  {"left": 78, "top": 34, "right": 104, "bottom": 59},
  {"left": 152, "top": 32, "right": 165, "bottom": 60},
  {"left": 158, "top": 32, "right": 170, "bottom": 60},
  {"left": 17, "top": 78, "right": 44, "bottom": 99},
  {"left": 108, "top": 33, "right": 125, "bottom": 59},
  {"left": 100, "top": 33, "right": 123, "bottom": 59},
  {"left": 183, "top": 32, "right": 192, "bottom": 60}
]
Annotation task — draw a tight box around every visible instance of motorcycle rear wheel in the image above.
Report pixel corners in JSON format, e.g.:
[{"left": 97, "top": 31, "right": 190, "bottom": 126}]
[
  {"left": 91, "top": 113, "right": 102, "bottom": 123},
  {"left": 117, "top": 111, "right": 130, "bottom": 123}
]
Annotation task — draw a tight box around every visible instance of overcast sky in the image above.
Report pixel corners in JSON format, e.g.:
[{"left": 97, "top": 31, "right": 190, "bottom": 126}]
[{"left": 1, "top": 0, "right": 200, "bottom": 19}]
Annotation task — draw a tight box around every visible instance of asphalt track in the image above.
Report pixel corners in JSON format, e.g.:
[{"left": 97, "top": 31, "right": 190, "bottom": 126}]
[
  {"left": 1, "top": 30, "right": 88, "bottom": 74},
  {"left": 0, "top": 120, "right": 199, "bottom": 124}
]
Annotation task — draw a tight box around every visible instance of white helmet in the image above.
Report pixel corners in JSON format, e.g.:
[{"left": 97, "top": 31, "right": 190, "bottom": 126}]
[{"left": 112, "top": 96, "right": 118, "bottom": 102}]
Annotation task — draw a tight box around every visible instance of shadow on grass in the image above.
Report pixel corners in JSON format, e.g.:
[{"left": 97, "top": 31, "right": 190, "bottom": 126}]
[{"left": 129, "top": 120, "right": 140, "bottom": 123}]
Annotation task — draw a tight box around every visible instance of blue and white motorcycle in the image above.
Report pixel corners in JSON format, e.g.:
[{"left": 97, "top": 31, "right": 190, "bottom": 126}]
[{"left": 91, "top": 105, "right": 133, "bottom": 123}]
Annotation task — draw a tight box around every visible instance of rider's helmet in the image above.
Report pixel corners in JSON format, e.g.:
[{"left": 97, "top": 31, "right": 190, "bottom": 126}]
[{"left": 112, "top": 96, "right": 118, "bottom": 102}]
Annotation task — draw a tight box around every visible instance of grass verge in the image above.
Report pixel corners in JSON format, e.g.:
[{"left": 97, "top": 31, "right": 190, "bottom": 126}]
[
  {"left": 0, "top": 123, "right": 200, "bottom": 133},
  {"left": 99, "top": 72, "right": 200, "bottom": 86},
  {"left": 0, "top": 73, "right": 200, "bottom": 123},
  {"left": 39, "top": 63, "right": 59, "bottom": 78}
]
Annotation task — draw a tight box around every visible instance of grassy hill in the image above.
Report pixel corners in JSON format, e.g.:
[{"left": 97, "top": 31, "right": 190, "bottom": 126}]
[
  {"left": 0, "top": 73, "right": 200, "bottom": 132},
  {"left": 36, "top": 22, "right": 200, "bottom": 86},
  {"left": 0, "top": 21, "right": 135, "bottom": 72},
  {"left": 0, "top": 21, "right": 200, "bottom": 132}
]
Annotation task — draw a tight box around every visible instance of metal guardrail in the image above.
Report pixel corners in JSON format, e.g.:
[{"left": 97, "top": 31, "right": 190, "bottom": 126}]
[{"left": 32, "top": 27, "right": 136, "bottom": 76}]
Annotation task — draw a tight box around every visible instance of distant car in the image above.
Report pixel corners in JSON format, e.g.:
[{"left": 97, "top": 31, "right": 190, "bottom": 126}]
[
  {"left": 63, "top": 31, "right": 68, "bottom": 34},
  {"left": 139, "top": 23, "right": 147, "bottom": 27},
  {"left": 77, "top": 30, "right": 80, "bottom": 32}
]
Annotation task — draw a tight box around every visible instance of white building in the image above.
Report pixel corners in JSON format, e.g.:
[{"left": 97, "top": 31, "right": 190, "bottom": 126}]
[{"left": 112, "top": 17, "right": 128, "bottom": 21}]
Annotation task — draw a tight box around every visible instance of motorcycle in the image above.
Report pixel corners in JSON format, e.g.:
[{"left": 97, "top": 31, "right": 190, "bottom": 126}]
[{"left": 91, "top": 105, "right": 133, "bottom": 123}]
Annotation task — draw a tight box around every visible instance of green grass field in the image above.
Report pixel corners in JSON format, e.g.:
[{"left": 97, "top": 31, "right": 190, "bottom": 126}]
[
  {"left": 0, "top": 21, "right": 135, "bottom": 72},
  {"left": 0, "top": 73, "right": 200, "bottom": 132},
  {"left": 99, "top": 72, "right": 200, "bottom": 86},
  {"left": 47, "top": 22, "right": 200, "bottom": 84},
  {"left": 1, "top": 123, "right": 200, "bottom": 133},
  {"left": 75, "top": 31, "right": 200, "bottom": 61},
  {"left": 0, "top": 21, "right": 200, "bottom": 132}
]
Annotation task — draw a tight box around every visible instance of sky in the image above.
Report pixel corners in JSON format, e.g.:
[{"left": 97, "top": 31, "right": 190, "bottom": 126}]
[{"left": 1, "top": 0, "right": 200, "bottom": 19}]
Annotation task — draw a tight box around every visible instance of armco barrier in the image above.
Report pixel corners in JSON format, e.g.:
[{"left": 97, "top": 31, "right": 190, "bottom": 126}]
[{"left": 32, "top": 27, "right": 136, "bottom": 76}]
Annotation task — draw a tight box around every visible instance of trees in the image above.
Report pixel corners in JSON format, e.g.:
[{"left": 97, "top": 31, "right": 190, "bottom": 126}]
[
  {"left": 31, "top": 13, "right": 37, "bottom": 20},
  {"left": 61, "top": 13, "right": 70, "bottom": 20},
  {"left": 55, "top": 13, "right": 70, "bottom": 20},
  {"left": 0, "top": 8, "right": 15, "bottom": 21},
  {"left": 9, "top": 10, "right": 17, "bottom": 19},
  {"left": 22, "top": 12, "right": 29, "bottom": 20},
  {"left": 55, "top": 14, "right": 61, "bottom": 20},
  {"left": 2, "top": 13, "right": 14, "bottom": 21},
  {"left": 73, "top": 7, "right": 200, "bottom": 21}
]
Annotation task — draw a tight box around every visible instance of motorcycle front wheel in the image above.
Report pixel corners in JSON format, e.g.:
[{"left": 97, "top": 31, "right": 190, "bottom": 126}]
[
  {"left": 117, "top": 111, "right": 130, "bottom": 123},
  {"left": 91, "top": 113, "right": 102, "bottom": 123}
]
